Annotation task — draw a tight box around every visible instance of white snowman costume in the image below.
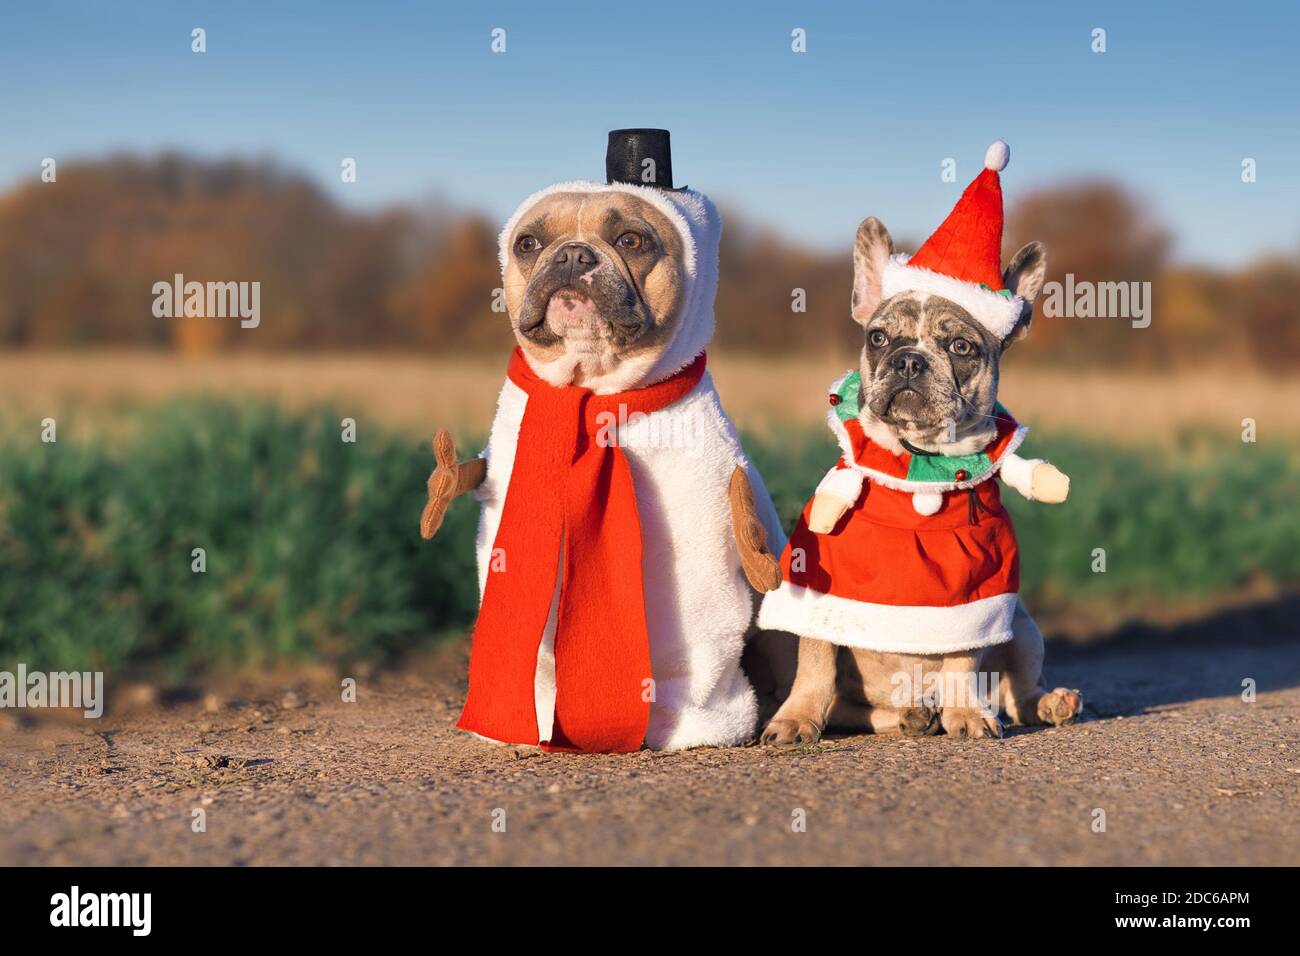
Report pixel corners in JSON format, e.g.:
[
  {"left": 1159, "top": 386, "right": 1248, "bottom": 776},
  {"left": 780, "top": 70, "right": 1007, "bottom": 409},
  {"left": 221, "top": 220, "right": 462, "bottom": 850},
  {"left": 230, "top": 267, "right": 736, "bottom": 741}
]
[{"left": 466, "top": 180, "right": 785, "bottom": 751}]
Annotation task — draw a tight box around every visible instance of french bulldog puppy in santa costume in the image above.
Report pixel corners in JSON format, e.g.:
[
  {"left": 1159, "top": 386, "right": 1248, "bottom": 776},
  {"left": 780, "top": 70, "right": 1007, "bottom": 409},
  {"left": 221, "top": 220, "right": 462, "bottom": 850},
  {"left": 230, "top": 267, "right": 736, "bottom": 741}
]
[
  {"left": 420, "top": 130, "right": 786, "bottom": 753},
  {"left": 758, "top": 141, "right": 1083, "bottom": 742}
]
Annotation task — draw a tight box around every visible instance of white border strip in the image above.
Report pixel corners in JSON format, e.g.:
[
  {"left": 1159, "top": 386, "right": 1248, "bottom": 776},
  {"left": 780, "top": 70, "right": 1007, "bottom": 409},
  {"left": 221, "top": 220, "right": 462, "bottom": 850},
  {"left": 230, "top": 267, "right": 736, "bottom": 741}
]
[{"left": 758, "top": 583, "right": 1017, "bottom": 654}]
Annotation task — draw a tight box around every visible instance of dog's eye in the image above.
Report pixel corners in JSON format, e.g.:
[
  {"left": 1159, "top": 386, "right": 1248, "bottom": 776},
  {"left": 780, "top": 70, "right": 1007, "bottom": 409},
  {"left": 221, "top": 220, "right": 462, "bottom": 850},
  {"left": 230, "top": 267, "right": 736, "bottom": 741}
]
[
  {"left": 948, "top": 338, "right": 975, "bottom": 356},
  {"left": 868, "top": 330, "right": 888, "bottom": 348},
  {"left": 515, "top": 235, "right": 541, "bottom": 254},
  {"left": 616, "top": 231, "right": 645, "bottom": 251}
]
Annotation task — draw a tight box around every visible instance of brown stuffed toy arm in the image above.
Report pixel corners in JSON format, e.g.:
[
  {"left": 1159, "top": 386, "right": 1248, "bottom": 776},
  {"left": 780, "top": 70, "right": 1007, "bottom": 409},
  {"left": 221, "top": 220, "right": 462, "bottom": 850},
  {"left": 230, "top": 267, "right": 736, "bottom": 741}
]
[
  {"left": 419, "top": 429, "right": 487, "bottom": 540},
  {"left": 728, "top": 465, "right": 782, "bottom": 592}
]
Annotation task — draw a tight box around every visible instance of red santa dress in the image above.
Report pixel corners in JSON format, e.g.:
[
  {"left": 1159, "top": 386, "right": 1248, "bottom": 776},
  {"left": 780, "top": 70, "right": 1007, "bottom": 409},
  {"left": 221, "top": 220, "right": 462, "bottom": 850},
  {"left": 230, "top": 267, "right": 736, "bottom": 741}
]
[{"left": 757, "top": 370, "right": 1042, "bottom": 654}]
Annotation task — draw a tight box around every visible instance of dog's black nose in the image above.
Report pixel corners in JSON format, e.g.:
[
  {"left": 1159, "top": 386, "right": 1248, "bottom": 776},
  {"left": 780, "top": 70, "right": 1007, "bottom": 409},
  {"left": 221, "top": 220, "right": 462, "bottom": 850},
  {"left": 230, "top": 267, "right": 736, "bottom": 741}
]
[
  {"left": 892, "top": 350, "right": 928, "bottom": 381},
  {"left": 554, "top": 242, "right": 599, "bottom": 273}
]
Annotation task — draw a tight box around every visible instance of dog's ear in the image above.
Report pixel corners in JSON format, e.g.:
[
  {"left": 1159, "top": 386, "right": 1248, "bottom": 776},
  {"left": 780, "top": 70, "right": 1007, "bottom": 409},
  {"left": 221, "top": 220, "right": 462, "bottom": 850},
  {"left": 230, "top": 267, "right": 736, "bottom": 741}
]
[
  {"left": 851, "top": 217, "right": 894, "bottom": 327},
  {"left": 1001, "top": 240, "right": 1047, "bottom": 348}
]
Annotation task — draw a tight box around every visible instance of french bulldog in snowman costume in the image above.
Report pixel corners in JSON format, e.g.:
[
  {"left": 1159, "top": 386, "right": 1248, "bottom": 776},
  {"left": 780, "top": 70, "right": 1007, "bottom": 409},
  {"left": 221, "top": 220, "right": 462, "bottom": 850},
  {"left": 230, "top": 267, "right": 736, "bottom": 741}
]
[{"left": 420, "top": 130, "right": 786, "bottom": 752}]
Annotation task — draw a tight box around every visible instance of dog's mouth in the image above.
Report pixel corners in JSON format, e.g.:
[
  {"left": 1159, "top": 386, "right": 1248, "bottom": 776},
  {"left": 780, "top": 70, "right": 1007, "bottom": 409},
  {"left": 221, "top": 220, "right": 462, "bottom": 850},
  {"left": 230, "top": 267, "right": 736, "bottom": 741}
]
[
  {"left": 517, "top": 278, "right": 650, "bottom": 347},
  {"left": 865, "top": 382, "right": 966, "bottom": 441},
  {"left": 546, "top": 287, "right": 597, "bottom": 322},
  {"left": 880, "top": 386, "right": 932, "bottom": 422}
]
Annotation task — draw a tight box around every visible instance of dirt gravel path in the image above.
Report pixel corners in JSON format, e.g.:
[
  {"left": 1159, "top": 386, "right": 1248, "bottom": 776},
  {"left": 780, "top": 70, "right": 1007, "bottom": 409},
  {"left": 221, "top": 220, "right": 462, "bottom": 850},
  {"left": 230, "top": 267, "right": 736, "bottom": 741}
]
[{"left": 3, "top": 612, "right": 1299, "bottom": 867}]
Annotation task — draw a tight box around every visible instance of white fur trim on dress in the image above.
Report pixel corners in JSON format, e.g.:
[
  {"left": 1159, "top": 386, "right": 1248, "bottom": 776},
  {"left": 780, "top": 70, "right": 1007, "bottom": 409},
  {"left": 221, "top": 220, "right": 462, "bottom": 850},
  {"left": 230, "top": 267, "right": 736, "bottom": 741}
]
[
  {"left": 882, "top": 254, "right": 1023, "bottom": 340},
  {"left": 825, "top": 408, "right": 1028, "bottom": 493},
  {"left": 758, "top": 583, "right": 1017, "bottom": 655},
  {"left": 498, "top": 179, "right": 721, "bottom": 392}
]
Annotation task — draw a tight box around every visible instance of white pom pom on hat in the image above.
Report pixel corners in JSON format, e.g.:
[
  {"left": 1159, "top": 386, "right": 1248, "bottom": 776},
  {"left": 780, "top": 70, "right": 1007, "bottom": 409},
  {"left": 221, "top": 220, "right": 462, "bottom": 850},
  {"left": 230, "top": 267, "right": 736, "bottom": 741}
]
[{"left": 984, "top": 140, "right": 1010, "bottom": 171}]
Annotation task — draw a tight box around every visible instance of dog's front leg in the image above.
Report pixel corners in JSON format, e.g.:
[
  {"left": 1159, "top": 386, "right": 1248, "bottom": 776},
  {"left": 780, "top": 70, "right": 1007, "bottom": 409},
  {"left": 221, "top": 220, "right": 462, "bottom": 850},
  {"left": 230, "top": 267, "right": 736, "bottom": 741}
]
[
  {"left": 760, "top": 636, "right": 837, "bottom": 745},
  {"left": 992, "top": 602, "right": 1084, "bottom": 727},
  {"left": 937, "top": 652, "right": 1004, "bottom": 739}
]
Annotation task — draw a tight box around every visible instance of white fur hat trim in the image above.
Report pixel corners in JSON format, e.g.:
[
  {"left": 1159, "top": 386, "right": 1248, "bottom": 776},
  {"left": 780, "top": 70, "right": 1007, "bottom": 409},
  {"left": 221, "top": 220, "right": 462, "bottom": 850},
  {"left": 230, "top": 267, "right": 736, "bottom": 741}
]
[{"left": 881, "top": 254, "right": 1024, "bottom": 340}]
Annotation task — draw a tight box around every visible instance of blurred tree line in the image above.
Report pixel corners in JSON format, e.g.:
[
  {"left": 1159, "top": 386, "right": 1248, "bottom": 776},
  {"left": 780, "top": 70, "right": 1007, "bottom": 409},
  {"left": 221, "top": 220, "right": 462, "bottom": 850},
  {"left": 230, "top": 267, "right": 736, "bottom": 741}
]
[{"left": 0, "top": 154, "right": 1296, "bottom": 366}]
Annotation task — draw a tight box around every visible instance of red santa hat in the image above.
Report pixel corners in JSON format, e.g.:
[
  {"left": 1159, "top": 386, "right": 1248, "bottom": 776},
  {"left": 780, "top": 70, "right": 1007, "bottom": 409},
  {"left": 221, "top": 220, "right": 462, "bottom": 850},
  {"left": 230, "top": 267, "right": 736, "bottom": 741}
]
[{"left": 881, "top": 140, "right": 1022, "bottom": 340}]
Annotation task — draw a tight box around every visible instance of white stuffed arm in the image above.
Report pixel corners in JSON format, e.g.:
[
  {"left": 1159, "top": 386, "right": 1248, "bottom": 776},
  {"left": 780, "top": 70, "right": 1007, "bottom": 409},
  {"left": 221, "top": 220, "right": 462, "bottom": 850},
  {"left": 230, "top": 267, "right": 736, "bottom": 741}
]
[
  {"left": 1001, "top": 452, "right": 1070, "bottom": 504},
  {"left": 807, "top": 466, "right": 865, "bottom": 533},
  {"left": 816, "top": 465, "right": 866, "bottom": 503}
]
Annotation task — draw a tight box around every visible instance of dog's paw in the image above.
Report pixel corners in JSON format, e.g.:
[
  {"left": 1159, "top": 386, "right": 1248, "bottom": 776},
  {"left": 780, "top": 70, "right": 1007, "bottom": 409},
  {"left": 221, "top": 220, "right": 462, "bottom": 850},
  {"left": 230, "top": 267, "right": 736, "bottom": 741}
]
[
  {"left": 940, "top": 708, "right": 1003, "bottom": 739},
  {"left": 760, "top": 716, "right": 823, "bottom": 746},
  {"left": 898, "top": 706, "right": 941, "bottom": 737},
  {"left": 1037, "top": 687, "right": 1083, "bottom": 726}
]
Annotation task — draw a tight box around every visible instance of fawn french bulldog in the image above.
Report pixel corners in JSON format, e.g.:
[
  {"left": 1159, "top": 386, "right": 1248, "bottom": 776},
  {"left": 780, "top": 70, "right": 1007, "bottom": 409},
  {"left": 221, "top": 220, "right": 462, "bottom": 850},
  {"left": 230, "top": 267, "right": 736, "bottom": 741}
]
[
  {"left": 758, "top": 142, "right": 1083, "bottom": 742},
  {"left": 419, "top": 130, "right": 785, "bottom": 752}
]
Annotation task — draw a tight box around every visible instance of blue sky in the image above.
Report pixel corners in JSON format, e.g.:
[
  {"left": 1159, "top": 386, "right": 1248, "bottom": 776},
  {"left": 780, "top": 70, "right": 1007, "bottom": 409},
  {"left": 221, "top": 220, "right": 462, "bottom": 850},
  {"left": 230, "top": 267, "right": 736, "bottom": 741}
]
[{"left": 2, "top": 0, "right": 1296, "bottom": 264}]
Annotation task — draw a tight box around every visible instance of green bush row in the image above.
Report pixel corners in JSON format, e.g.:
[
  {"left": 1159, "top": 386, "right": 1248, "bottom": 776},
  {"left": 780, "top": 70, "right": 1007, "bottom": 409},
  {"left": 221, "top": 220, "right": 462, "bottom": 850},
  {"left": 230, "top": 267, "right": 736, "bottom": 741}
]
[{"left": 1, "top": 401, "right": 1294, "bottom": 676}]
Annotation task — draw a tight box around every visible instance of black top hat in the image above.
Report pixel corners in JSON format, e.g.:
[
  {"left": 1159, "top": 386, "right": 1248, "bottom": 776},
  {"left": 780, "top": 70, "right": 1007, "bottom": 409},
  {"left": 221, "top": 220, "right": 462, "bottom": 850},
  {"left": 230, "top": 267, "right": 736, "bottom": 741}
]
[{"left": 606, "top": 128, "right": 685, "bottom": 191}]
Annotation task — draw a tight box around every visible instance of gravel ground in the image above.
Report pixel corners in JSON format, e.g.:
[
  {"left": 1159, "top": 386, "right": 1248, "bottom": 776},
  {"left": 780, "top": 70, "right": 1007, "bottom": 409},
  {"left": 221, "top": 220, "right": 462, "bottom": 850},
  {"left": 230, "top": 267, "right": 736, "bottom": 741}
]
[{"left": 3, "top": 610, "right": 1299, "bottom": 867}]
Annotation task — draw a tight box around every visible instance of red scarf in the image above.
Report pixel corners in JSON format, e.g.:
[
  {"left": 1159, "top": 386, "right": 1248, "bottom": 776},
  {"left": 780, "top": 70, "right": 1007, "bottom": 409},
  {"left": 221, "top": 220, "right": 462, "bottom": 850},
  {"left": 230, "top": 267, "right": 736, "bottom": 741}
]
[{"left": 458, "top": 348, "right": 708, "bottom": 753}]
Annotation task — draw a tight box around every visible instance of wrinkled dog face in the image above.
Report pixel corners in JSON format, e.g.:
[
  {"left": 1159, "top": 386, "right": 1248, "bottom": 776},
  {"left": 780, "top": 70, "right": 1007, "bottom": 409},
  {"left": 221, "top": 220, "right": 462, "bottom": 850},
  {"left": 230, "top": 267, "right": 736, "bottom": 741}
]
[
  {"left": 502, "top": 191, "right": 686, "bottom": 388},
  {"left": 860, "top": 292, "right": 1004, "bottom": 442},
  {"left": 850, "top": 217, "right": 1047, "bottom": 451}
]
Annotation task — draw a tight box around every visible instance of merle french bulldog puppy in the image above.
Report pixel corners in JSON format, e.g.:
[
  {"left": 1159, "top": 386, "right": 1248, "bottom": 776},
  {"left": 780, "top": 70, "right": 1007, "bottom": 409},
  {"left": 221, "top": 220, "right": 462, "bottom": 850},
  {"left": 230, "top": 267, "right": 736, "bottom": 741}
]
[{"left": 758, "top": 142, "right": 1083, "bottom": 742}]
